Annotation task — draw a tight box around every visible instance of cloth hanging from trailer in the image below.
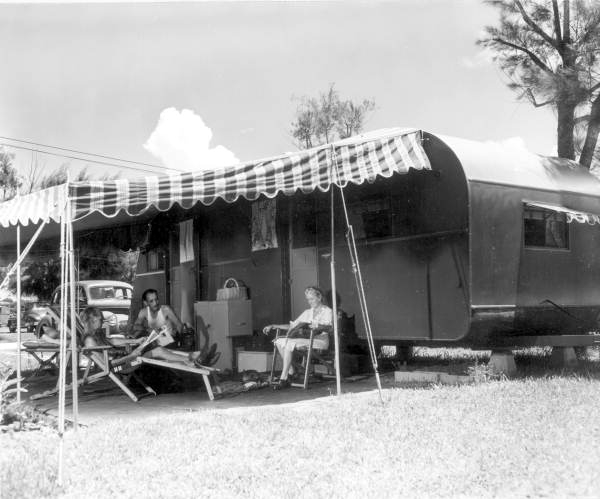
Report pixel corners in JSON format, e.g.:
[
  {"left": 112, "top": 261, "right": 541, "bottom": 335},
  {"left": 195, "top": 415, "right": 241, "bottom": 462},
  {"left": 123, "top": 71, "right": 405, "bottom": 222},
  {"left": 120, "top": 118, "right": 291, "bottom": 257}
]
[
  {"left": 251, "top": 198, "right": 278, "bottom": 251},
  {"left": 179, "top": 219, "right": 194, "bottom": 262}
]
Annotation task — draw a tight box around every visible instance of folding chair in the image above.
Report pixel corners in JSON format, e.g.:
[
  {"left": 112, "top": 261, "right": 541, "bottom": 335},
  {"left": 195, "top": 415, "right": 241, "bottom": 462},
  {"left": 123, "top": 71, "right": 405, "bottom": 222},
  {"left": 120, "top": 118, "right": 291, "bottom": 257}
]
[
  {"left": 26, "top": 343, "right": 156, "bottom": 402},
  {"left": 291, "top": 328, "right": 335, "bottom": 389},
  {"left": 24, "top": 307, "right": 157, "bottom": 402},
  {"left": 269, "top": 327, "right": 287, "bottom": 384},
  {"left": 20, "top": 342, "right": 60, "bottom": 378},
  {"left": 268, "top": 325, "right": 335, "bottom": 390}
]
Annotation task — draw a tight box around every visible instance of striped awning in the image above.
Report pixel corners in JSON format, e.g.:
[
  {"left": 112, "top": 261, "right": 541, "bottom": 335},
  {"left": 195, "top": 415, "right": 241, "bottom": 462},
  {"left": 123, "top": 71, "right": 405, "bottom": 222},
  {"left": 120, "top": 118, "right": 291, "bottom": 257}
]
[
  {"left": 0, "top": 184, "right": 67, "bottom": 228},
  {"left": 70, "top": 128, "right": 429, "bottom": 221},
  {"left": 0, "top": 128, "right": 430, "bottom": 227},
  {"left": 525, "top": 201, "right": 600, "bottom": 225}
]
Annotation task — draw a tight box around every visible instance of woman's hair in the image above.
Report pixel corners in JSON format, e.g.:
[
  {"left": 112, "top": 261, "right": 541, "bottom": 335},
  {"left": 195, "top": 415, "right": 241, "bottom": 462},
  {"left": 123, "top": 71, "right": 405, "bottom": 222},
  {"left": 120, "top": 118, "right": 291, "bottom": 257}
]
[
  {"left": 304, "top": 286, "right": 324, "bottom": 301},
  {"left": 81, "top": 306, "right": 103, "bottom": 327}
]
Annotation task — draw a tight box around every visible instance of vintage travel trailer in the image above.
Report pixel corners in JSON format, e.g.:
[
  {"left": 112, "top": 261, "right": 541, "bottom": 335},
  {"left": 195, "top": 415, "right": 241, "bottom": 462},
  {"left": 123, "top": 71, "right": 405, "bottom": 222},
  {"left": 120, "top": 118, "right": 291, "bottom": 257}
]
[
  {"left": 189, "top": 132, "right": 600, "bottom": 349},
  {"left": 2, "top": 128, "right": 600, "bottom": 356}
]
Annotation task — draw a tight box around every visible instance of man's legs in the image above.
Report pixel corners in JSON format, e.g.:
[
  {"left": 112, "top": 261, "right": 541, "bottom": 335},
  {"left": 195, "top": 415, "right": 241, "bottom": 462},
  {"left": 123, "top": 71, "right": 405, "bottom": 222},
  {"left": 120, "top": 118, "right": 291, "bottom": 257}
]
[{"left": 145, "top": 346, "right": 195, "bottom": 366}]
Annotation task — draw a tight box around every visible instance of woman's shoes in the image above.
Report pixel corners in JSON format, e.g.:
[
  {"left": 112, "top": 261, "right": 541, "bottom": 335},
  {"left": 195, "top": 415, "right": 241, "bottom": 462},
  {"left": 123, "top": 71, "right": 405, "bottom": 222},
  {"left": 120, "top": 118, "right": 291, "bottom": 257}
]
[{"left": 272, "top": 378, "right": 291, "bottom": 390}]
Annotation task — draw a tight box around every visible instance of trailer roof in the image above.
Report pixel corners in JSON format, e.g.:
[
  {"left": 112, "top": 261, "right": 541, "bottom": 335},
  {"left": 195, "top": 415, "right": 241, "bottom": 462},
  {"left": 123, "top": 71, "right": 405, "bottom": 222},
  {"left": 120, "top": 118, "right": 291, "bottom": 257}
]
[{"left": 435, "top": 133, "right": 600, "bottom": 198}]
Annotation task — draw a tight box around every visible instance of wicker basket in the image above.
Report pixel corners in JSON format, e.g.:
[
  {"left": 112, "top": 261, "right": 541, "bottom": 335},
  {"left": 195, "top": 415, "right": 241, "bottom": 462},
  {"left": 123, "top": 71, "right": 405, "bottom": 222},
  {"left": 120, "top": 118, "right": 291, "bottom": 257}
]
[{"left": 216, "top": 277, "right": 248, "bottom": 300}]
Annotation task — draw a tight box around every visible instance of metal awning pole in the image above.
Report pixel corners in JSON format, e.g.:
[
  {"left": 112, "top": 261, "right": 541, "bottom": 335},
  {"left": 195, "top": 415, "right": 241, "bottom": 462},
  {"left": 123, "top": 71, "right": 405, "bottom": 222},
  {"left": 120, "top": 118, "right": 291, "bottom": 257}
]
[
  {"left": 0, "top": 219, "right": 48, "bottom": 291},
  {"left": 16, "top": 223, "right": 21, "bottom": 404},
  {"left": 68, "top": 193, "right": 78, "bottom": 429},
  {"left": 330, "top": 147, "right": 384, "bottom": 404},
  {"left": 57, "top": 200, "right": 68, "bottom": 486},
  {"left": 330, "top": 182, "right": 341, "bottom": 396}
]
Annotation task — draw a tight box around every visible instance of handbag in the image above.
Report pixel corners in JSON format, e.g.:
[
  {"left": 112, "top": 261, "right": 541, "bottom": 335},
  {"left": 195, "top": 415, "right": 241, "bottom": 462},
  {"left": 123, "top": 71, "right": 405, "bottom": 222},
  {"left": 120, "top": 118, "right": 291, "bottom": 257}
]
[
  {"left": 216, "top": 277, "right": 248, "bottom": 301},
  {"left": 287, "top": 322, "right": 311, "bottom": 339}
]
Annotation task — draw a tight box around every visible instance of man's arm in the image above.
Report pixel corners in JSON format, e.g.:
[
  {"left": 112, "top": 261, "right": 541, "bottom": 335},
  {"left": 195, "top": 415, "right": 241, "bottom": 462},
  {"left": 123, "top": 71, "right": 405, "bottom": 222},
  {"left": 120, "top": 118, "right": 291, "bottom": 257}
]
[
  {"left": 162, "top": 305, "right": 184, "bottom": 334},
  {"left": 131, "top": 309, "right": 148, "bottom": 338}
]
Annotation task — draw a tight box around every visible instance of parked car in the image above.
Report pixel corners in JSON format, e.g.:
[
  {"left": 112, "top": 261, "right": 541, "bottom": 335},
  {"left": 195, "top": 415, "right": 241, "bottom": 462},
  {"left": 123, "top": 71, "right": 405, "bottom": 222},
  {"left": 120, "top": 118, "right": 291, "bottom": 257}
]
[
  {"left": 0, "top": 294, "right": 38, "bottom": 333},
  {"left": 0, "top": 300, "right": 14, "bottom": 332},
  {"left": 33, "top": 280, "right": 134, "bottom": 338}
]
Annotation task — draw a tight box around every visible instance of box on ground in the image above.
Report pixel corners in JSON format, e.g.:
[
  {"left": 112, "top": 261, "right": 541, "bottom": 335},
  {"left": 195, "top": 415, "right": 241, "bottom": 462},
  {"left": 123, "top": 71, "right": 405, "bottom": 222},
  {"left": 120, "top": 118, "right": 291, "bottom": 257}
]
[{"left": 237, "top": 350, "right": 282, "bottom": 373}]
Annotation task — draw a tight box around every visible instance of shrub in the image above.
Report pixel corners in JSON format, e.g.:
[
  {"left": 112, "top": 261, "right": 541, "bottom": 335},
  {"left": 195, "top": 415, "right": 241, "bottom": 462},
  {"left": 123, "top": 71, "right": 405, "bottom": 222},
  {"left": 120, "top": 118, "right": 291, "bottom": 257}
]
[{"left": 0, "top": 361, "right": 55, "bottom": 431}]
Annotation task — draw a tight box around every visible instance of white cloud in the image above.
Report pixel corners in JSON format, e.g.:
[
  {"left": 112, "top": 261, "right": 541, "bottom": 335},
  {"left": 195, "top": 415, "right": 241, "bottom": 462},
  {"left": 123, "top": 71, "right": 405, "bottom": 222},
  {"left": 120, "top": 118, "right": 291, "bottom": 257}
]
[
  {"left": 461, "top": 48, "right": 495, "bottom": 69},
  {"left": 144, "top": 108, "right": 239, "bottom": 172}
]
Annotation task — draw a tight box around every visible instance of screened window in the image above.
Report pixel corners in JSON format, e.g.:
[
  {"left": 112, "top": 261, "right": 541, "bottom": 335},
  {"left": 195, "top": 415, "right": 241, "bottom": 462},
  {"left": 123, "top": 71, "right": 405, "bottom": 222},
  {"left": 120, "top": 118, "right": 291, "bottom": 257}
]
[
  {"left": 348, "top": 195, "right": 394, "bottom": 241},
  {"left": 523, "top": 206, "right": 569, "bottom": 249}
]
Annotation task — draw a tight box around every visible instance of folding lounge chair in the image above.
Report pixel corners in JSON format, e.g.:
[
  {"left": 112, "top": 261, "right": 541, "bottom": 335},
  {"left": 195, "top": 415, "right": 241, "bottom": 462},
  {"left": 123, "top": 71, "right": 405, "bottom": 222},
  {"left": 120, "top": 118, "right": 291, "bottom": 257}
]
[
  {"left": 24, "top": 307, "right": 156, "bottom": 402},
  {"left": 134, "top": 357, "right": 222, "bottom": 401},
  {"left": 23, "top": 341, "right": 156, "bottom": 402}
]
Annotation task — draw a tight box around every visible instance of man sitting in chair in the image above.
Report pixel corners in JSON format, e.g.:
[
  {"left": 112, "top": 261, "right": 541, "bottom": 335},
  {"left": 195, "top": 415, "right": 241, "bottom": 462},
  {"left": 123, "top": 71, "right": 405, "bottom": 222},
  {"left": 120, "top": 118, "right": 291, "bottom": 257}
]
[
  {"left": 130, "top": 288, "right": 217, "bottom": 367},
  {"left": 36, "top": 290, "right": 215, "bottom": 368},
  {"left": 263, "top": 286, "right": 333, "bottom": 389},
  {"left": 132, "top": 289, "right": 183, "bottom": 340}
]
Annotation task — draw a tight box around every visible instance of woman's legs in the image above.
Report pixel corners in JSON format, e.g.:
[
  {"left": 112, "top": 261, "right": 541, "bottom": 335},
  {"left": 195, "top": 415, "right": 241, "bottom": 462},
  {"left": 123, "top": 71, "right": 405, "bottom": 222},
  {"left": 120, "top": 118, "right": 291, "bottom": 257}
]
[
  {"left": 280, "top": 344, "right": 294, "bottom": 381},
  {"left": 277, "top": 338, "right": 311, "bottom": 381},
  {"left": 275, "top": 338, "right": 296, "bottom": 380}
]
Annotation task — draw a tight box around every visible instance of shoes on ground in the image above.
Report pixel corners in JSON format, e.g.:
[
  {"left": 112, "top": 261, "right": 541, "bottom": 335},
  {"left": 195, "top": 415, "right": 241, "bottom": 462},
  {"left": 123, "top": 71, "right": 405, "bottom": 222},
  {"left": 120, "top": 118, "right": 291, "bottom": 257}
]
[{"left": 272, "top": 378, "right": 291, "bottom": 391}]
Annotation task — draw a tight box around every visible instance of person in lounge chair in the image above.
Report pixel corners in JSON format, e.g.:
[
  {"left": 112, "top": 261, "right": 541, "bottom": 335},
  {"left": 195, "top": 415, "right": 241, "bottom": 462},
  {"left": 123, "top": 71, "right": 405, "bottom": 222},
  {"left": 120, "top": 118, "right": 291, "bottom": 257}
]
[
  {"left": 131, "top": 289, "right": 183, "bottom": 339},
  {"left": 130, "top": 289, "right": 219, "bottom": 367},
  {"left": 263, "top": 286, "right": 333, "bottom": 389},
  {"left": 78, "top": 305, "right": 208, "bottom": 367}
]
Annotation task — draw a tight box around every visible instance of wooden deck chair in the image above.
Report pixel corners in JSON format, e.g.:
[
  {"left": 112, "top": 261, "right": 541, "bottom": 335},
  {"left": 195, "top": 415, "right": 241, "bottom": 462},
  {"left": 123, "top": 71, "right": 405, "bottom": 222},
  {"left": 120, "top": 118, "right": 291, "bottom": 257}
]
[
  {"left": 135, "top": 357, "right": 222, "bottom": 401},
  {"left": 25, "top": 307, "right": 157, "bottom": 402},
  {"left": 25, "top": 343, "right": 156, "bottom": 402}
]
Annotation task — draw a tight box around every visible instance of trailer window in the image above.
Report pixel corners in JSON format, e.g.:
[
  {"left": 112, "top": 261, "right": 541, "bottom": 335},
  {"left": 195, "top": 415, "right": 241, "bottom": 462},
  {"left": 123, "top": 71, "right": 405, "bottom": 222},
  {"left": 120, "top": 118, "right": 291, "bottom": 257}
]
[
  {"left": 523, "top": 207, "right": 569, "bottom": 249},
  {"left": 348, "top": 196, "right": 393, "bottom": 240}
]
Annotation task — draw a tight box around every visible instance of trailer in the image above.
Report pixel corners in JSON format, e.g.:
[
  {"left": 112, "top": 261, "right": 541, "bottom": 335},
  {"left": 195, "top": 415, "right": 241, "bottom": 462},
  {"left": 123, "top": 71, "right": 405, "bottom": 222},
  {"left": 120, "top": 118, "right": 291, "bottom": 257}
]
[
  {"left": 193, "top": 131, "right": 600, "bottom": 349},
  {"left": 2, "top": 128, "right": 600, "bottom": 353}
]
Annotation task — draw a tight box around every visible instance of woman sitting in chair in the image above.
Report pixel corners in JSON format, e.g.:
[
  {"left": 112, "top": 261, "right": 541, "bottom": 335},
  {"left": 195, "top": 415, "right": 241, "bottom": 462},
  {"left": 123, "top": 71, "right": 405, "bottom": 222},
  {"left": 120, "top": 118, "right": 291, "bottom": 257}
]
[{"left": 263, "top": 286, "right": 333, "bottom": 389}]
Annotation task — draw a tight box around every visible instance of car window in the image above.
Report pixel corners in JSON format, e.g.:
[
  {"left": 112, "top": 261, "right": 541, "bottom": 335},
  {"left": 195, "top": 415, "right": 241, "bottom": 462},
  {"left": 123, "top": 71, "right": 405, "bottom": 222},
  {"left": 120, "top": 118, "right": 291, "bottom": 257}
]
[
  {"left": 114, "top": 287, "right": 132, "bottom": 299},
  {"left": 88, "top": 286, "right": 131, "bottom": 300},
  {"left": 89, "top": 287, "right": 115, "bottom": 299}
]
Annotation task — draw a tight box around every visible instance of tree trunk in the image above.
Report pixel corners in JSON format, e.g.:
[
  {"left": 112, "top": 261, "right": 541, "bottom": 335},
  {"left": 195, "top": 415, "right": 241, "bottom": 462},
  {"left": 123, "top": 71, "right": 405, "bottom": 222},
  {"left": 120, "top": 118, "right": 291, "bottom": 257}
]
[
  {"left": 579, "top": 95, "right": 600, "bottom": 169},
  {"left": 557, "top": 99, "right": 576, "bottom": 159}
]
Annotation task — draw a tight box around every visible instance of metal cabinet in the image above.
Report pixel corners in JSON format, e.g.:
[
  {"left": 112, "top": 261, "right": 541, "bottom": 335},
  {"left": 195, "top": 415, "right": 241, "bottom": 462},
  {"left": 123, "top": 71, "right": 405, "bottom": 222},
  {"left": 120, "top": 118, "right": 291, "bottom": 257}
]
[{"left": 194, "top": 300, "right": 252, "bottom": 370}]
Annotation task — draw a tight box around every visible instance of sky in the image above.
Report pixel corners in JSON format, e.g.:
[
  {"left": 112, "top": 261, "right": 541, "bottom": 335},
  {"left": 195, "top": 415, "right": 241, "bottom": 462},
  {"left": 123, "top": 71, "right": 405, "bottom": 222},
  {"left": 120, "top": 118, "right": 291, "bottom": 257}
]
[{"left": 0, "top": 0, "right": 558, "bottom": 182}]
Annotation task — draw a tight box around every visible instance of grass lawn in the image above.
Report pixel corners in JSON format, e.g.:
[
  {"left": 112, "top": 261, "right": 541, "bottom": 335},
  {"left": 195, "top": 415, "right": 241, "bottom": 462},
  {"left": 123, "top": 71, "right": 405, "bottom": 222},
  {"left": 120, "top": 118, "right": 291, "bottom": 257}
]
[{"left": 1, "top": 355, "right": 600, "bottom": 498}]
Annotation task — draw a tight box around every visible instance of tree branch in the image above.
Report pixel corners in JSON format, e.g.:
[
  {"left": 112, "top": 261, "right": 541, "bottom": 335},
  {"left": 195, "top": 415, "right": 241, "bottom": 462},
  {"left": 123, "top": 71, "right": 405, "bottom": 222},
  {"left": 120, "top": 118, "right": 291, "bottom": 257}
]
[
  {"left": 561, "top": 0, "right": 570, "bottom": 44},
  {"left": 590, "top": 81, "right": 600, "bottom": 93},
  {"left": 526, "top": 88, "right": 554, "bottom": 107},
  {"left": 514, "top": 0, "right": 559, "bottom": 50},
  {"left": 492, "top": 37, "right": 554, "bottom": 74},
  {"left": 552, "top": 0, "right": 562, "bottom": 44}
]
